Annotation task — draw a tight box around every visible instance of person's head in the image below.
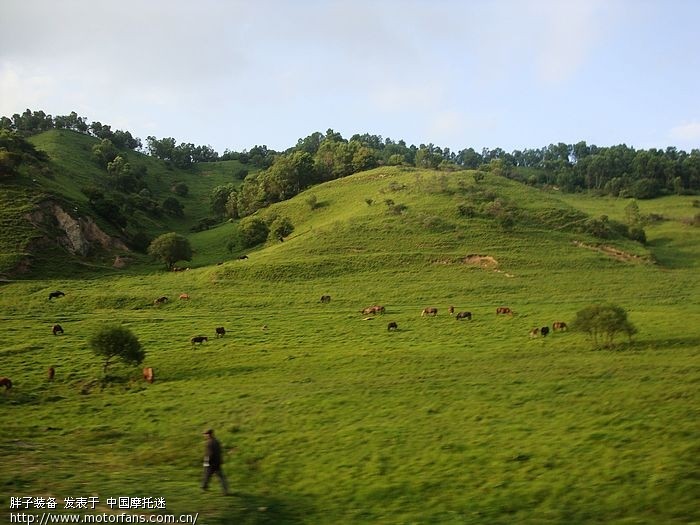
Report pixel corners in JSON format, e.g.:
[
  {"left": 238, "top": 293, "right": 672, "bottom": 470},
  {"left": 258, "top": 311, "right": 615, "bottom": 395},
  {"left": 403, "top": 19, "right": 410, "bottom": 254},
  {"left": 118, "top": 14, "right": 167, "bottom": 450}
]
[{"left": 204, "top": 429, "right": 214, "bottom": 438}]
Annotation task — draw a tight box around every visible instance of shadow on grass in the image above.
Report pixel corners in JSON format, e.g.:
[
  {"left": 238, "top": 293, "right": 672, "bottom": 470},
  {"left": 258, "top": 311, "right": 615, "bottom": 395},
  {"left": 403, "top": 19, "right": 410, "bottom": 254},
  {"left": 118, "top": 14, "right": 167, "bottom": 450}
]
[
  {"left": 213, "top": 490, "right": 312, "bottom": 525},
  {"left": 648, "top": 236, "right": 696, "bottom": 269}
]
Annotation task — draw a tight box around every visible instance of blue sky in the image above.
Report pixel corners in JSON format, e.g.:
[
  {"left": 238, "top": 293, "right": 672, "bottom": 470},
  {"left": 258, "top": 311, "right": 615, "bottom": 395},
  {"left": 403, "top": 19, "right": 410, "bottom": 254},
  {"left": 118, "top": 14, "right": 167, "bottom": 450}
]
[{"left": 1, "top": 0, "right": 699, "bottom": 154}]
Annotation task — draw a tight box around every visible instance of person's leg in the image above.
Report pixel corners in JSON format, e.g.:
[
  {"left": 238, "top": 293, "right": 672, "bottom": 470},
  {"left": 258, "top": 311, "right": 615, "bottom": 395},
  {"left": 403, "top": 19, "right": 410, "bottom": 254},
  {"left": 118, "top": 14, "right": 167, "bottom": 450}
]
[
  {"left": 216, "top": 469, "right": 230, "bottom": 495},
  {"left": 201, "top": 467, "right": 213, "bottom": 490}
]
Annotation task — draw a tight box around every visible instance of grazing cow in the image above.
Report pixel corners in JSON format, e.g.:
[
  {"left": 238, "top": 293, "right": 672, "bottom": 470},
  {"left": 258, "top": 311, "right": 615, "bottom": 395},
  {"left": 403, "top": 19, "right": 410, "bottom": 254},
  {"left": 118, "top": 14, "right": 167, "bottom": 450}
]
[
  {"left": 47, "top": 367, "right": 55, "bottom": 381},
  {"left": 238, "top": 255, "right": 248, "bottom": 260},
  {"left": 529, "top": 328, "right": 540, "bottom": 338},
  {"left": 179, "top": 293, "right": 190, "bottom": 300},
  {"left": 48, "top": 291, "right": 65, "bottom": 300},
  {"left": 540, "top": 326, "right": 550, "bottom": 337},
  {"left": 387, "top": 321, "right": 398, "bottom": 331},
  {"left": 143, "top": 367, "right": 155, "bottom": 384},
  {"left": 421, "top": 307, "right": 438, "bottom": 317},
  {"left": 553, "top": 321, "right": 568, "bottom": 331},
  {"left": 496, "top": 307, "right": 513, "bottom": 315},
  {"left": 361, "top": 305, "right": 385, "bottom": 315},
  {"left": 215, "top": 327, "right": 226, "bottom": 338},
  {"left": 320, "top": 295, "right": 331, "bottom": 303},
  {"left": 191, "top": 335, "right": 208, "bottom": 346},
  {"left": 448, "top": 305, "right": 455, "bottom": 315},
  {"left": 0, "top": 377, "right": 12, "bottom": 390},
  {"left": 456, "top": 311, "right": 472, "bottom": 320},
  {"left": 153, "top": 296, "right": 168, "bottom": 305},
  {"left": 52, "top": 324, "right": 64, "bottom": 336}
]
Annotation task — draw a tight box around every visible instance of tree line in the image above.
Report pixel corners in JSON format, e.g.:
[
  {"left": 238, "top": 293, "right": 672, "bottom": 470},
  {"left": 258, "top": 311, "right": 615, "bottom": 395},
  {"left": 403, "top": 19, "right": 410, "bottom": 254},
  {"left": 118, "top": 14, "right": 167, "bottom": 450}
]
[{"left": 4, "top": 109, "right": 699, "bottom": 206}]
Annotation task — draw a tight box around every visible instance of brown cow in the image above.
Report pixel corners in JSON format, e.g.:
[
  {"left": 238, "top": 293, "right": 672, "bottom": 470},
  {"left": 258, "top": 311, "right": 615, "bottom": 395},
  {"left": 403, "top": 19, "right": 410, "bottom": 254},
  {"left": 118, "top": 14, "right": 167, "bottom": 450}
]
[
  {"left": 0, "top": 377, "right": 12, "bottom": 390},
  {"left": 191, "top": 336, "right": 208, "bottom": 346},
  {"left": 421, "top": 307, "right": 438, "bottom": 316},
  {"left": 47, "top": 367, "right": 55, "bottom": 381},
  {"left": 215, "top": 327, "right": 226, "bottom": 338},
  {"left": 179, "top": 293, "right": 190, "bottom": 300},
  {"left": 456, "top": 311, "right": 472, "bottom": 320},
  {"left": 52, "top": 324, "right": 64, "bottom": 335},
  {"left": 361, "top": 305, "right": 385, "bottom": 315},
  {"left": 320, "top": 295, "right": 331, "bottom": 303},
  {"left": 387, "top": 321, "right": 398, "bottom": 331},
  {"left": 529, "top": 327, "right": 540, "bottom": 338},
  {"left": 496, "top": 307, "right": 513, "bottom": 315},
  {"left": 553, "top": 321, "right": 568, "bottom": 331},
  {"left": 154, "top": 296, "right": 168, "bottom": 305},
  {"left": 143, "top": 367, "right": 155, "bottom": 384},
  {"left": 448, "top": 305, "right": 455, "bottom": 315}
]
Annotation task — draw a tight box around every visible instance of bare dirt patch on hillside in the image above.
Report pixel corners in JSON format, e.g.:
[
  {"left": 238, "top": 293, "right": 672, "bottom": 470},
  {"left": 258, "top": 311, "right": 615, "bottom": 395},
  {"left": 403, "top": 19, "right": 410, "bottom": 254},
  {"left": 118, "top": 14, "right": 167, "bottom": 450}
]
[{"left": 573, "top": 241, "right": 651, "bottom": 264}]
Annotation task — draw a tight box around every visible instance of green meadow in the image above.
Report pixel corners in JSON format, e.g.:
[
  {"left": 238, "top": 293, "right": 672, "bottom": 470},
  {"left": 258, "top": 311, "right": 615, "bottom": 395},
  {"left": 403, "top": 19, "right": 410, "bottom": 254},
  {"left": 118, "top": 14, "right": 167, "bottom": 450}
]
[{"left": 1, "top": 166, "right": 699, "bottom": 524}]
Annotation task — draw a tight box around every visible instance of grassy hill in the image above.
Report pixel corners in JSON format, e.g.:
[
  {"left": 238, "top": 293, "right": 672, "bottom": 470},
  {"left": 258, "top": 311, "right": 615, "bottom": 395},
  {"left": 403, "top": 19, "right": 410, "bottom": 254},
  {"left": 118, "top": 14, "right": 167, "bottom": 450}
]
[
  {"left": 0, "top": 165, "right": 698, "bottom": 523},
  {"left": 0, "top": 130, "right": 246, "bottom": 276}
]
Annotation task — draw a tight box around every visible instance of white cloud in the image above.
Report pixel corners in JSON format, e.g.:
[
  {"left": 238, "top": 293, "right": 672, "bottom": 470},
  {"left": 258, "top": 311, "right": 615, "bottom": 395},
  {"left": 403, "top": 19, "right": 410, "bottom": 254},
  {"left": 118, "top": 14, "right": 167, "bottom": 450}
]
[
  {"left": 0, "top": 63, "right": 56, "bottom": 116},
  {"left": 670, "top": 121, "right": 700, "bottom": 143}
]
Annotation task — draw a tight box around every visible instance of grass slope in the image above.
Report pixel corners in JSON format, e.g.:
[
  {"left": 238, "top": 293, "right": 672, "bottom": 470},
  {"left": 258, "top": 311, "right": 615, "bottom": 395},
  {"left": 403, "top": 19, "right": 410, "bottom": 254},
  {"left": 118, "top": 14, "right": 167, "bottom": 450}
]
[
  {"left": 0, "top": 130, "right": 246, "bottom": 275},
  {"left": 0, "top": 167, "right": 698, "bottom": 524}
]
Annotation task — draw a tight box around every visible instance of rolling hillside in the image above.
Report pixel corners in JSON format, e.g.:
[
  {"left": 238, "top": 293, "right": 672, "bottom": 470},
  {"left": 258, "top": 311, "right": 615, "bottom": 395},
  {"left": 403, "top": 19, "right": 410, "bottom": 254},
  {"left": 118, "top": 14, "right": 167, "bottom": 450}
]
[
  {"left": 0, "top": 130, "right": 247, "bottom": 276},
  {"left": 1, "top": 155, "right": 699, "bottom": 522}
]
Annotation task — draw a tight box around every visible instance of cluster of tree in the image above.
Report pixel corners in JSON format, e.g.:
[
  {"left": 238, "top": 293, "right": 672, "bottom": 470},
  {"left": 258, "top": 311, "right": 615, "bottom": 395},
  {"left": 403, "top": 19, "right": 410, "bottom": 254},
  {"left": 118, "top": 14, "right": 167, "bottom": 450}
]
[
  {"left": 0, "top": 129, "right": 49, "bottom": 177},
  {"left": 145, "top": 136, "right": 218, "bottom": 168},
  {"left": 499, "top": 143, "right": 700, "bottom": 198},
  {"left": 0, "top": 109, "right": 141, "bottom": 150}
]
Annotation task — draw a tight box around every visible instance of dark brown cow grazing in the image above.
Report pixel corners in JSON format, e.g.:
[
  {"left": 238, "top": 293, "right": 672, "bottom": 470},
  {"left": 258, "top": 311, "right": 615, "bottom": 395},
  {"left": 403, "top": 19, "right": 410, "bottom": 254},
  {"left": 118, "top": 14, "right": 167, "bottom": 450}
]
[
  {"left": 496, "top": 307, "right": 513, "bottom": 315},
  {"left": 52, "top": 324, "right": 64, "bottom": 335},
  {"left": 422, "top": 307, "right": 438, "bottom": 317},
  {"left": 540, "top": 326, "right": 550, "bottom": 337},
  {"left": 143, "top": 367, "right": 155, "bottom": 383},
  {"left": 529, "top": 328, "right": 540, "bottom": 338},
  {"left": 48, "top": 291, "right": 65, "bottom": 300},
  {"left": 47, "top": 367, "right": 55, "bottom": 381},
  {"left": 191, "top": 336, "right": 208, "bottom": 346},
  {"left": 320, "top": 295, "right": 331, "bottom": 303},
  {"left": 0, "top": 377, "right": 12, "bottom": 390},
  {"left": 387, "top": 321, "right": 398, "bottom": 331},
  {"left": 553, "top": 321, "right": 568, "bottom": 331},
  {"left": 238, "top": 255, "right": 248, "bottom": 260},
  {"left": 448, "top": 305, "right": 455, "bottom": 315},
  {"left": 456, "top": 311, "right": 472, "bottom": 320},
  {"left": 154, "top": 296, "right": 168, "bottom": 305},
  {"left": 215, "top": 327, "right": 226, "bottom": 338}
]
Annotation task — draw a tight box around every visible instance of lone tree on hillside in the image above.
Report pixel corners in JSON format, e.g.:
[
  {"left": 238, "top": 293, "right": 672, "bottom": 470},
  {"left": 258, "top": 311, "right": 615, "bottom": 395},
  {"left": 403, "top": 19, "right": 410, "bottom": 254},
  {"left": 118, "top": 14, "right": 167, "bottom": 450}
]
[
  {"left": 89, "top": 325, "right": 144, "bottom": 374},
  {"left": 148, "top": 232, "right": 192, "bottom": 269},
  {"left": 572, "top": 304, "right": 638, "bottom": 348}
]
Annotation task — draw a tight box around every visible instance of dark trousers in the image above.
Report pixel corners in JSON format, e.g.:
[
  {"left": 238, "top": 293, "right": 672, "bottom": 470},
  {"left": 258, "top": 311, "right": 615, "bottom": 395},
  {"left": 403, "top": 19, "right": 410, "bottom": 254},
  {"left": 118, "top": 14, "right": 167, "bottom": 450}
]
[{"left": 202, "top": 466, "right": 229, "bottom": 494}]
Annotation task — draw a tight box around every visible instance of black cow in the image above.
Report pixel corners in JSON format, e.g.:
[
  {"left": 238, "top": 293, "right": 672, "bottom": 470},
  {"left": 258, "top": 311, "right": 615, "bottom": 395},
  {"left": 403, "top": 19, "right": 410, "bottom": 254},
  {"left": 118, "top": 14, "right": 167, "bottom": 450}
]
[
  {"left": 540, "top": 326, "right": 550, "bottom": 337},
  {"left": 52, "top": 324, "right": 64, "bottom": 335},
  {"left": 320, "top": 295, "right": 331, "bottom": 303},
  {"left": 387, "top": 321, "right": 398, "bottom": 331},
  {"left": 215, "top": 327, "right": 226, "bottom": 338},
  {"left": 49, "top": 291, "right": 65, "bottom": 300},
  {"left": 191, "top": 335, "right": 208, "bottom": 346},
  {"left": 456, "top": 311, "right": 472, "bottom": 320}
]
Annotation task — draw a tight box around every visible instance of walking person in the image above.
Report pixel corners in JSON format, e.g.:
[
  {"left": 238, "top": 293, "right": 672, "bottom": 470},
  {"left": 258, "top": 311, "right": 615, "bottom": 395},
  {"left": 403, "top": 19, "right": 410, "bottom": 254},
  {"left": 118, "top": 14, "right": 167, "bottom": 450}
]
[{"left": 201, "top": 429, "right": 229, "bottom": 495}]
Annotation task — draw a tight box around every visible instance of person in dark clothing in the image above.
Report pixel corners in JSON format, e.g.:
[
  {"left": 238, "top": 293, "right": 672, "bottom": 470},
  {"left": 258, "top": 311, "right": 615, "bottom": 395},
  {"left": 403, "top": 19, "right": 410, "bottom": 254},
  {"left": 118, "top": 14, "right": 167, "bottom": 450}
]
[{"left": 201, "top": 429, "right": 229, "bottom": 495}]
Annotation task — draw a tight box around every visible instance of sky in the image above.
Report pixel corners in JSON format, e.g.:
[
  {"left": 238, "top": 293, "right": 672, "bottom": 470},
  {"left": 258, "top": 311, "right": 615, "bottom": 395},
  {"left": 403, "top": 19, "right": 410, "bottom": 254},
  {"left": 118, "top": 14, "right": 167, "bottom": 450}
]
[{"left": 1, "top": 0, "right": 699, "bottom": 154}]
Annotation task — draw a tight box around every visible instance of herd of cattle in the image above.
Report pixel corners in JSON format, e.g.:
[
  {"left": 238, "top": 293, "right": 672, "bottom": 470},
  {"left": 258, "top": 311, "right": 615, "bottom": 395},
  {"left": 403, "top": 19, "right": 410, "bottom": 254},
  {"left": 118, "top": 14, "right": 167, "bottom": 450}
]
[
  {"left": 0, "top": 289, "right": 569, "bottom": 393},
  {"left": 322, "top": 295, "right": 568, "bottom": 336}
]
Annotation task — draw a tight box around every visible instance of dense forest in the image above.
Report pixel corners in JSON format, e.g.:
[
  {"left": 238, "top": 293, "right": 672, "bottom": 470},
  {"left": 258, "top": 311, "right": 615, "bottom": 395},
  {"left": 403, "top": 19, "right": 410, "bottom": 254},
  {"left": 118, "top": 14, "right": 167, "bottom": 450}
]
[{"left": 3, "top": 109, "right": 700, "bottom": 223}]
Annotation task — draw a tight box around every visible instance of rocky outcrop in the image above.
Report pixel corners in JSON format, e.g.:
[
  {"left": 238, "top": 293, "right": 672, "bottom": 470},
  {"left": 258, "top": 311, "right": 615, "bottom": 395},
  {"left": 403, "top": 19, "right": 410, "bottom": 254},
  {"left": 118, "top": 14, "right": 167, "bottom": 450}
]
[{"left": 25, "top": 201, "right": 129, "bottom": 257}]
